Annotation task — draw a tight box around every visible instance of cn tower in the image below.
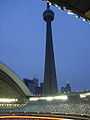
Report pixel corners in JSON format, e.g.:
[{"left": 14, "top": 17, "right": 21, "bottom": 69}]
[{"left": 43, "top": 3, "right": 58, "bottom": 95}]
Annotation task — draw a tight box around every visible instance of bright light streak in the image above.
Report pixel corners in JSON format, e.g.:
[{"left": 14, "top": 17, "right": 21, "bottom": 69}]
[
  {"left": 85, "top": 92, "right": 90, "bottom": 96},
  {"left": 0, "top": 98, "right": 18, "bottom": 103},
  {"left": 29, "top": 97, "right": 39, "bottom": 101},
  {"left": 29, "top": 95, "right": 68, "bottom": 101},
  {"left": 39, "top": 97, "right": 46, "bottom": 100},
  {"left": 80, "top": 94, "right": 86, "bottom": 98},
  {"left": 45, "top": 97, "right": 53, "bottom": 101},
  {"left": 0, "top": 115, "right": 62, "bottom": 120},
  {"left": 80, "top": 92, "right": 90, "bottom": 98},
  {"left": 67, "top": 10, "right": 74, "bottom": 15},
  {"left": 54, "top": 95, "right": 68, "bottom": 101}
]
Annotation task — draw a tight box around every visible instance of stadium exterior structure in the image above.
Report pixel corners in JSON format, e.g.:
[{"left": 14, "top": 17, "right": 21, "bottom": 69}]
[
  {"left": 46, "top": 0, "right": 90, "bottom": 21},
  {"left": 0, "top": 63, "right": 90, "bottom": 116},
  {"left": 0, "top": 92, "right": 90, "bottom": 116},
  {"left": 0, "top": 63, "right": 31, "bottom": 110}
]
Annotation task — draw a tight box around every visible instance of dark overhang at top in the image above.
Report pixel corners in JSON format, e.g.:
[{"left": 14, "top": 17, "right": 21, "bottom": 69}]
[{"left": 44, "top": 0, "right": 90, "bottom": 21}]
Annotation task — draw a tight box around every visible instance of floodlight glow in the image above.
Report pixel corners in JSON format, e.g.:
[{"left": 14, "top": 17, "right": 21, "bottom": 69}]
[
  {"left": 75, "top": 15, "right": 80, "bottom": 19},
  {"left": 85, "top": 92, "right": 90, "bottom": 96},
  {"left": 67, "top": 10, "right": 74, "bottom": 15},
  {"left": 80, "top": 92, "right": 90, "bottom": 98},
  {"left": 39, "top": 97, "right": 46, "bottom": 100},
  {"left": 48, "top": 2, "right": 52, "bottom": 6},
  {"left": 54, "top": 95, "right": 68, "bottom": 100},
  {"left": 82, "top": 18, "right": 86, "bottom": 22},
  {"left": 55, "top": 4, "right": 58, "bottom": 8},
  {"left": 80, "top": 94, "right": 86, "bottom": 98},
  {"left": 29, "top": 97, "right": 39, "bottom": 101},
  {"left": 45, "top": 96, "right": 53, "bottom": 101},
  {"left": 46, "top": 0, "right": 52, "bottom": 6},
  {"left": 58, "top": 7, "right": 61, "bottom": 10},
  {"left": 0, "top": 98, "right": 18, "bottom": 103},
  {"left": 29, "top": 95, "right": 69, "bottom": 102}
]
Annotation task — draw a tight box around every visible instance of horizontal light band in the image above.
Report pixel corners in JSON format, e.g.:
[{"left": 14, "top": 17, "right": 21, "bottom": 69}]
[
  {"left": 0, "top": 98, "right": 18, "bottom": 103},
  {"left": 29, "top": 95, "right": 68, "bottom": 101}
]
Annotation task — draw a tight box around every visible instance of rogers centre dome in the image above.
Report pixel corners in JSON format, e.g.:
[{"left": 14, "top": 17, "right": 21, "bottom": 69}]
[{"left": 0, "top": 63, "right": 31, "bottom": 105}]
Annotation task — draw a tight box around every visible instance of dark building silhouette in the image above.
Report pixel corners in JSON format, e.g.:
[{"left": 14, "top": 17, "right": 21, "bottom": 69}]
[
  {"left": 39, "top": 82, "right": 44, "bottom": 95},
  {"left": 24, "top": 78, "right": 44, "bottom": 96},
  {"left": 65, "top": 83, "right": 71, "bottom": 92},
  {"left": 24, "top": 78, "right": 39, "bottom": 95},
  {"left": 61, "top": 83, "right": 71, "bottom": 93},
  {"left": 43, "top": 3, "right": 58, "bottom": 95}
]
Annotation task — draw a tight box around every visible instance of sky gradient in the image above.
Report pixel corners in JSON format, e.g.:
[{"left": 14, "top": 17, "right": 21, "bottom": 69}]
[{"left": 0, "top": 0, "right": 90, "bottom": 91}]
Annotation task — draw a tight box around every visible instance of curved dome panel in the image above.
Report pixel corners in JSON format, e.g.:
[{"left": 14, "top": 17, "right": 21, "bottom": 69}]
[{"left": 0, "top": 64, "right": 31, "bottom": 97}]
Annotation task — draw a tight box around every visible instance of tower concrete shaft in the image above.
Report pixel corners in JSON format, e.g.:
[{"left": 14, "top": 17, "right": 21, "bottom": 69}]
[{"left": 43, "top": 3, "right": 58, "bottom": 95}]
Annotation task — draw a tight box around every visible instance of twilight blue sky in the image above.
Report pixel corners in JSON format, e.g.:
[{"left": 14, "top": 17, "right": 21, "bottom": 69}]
[{"left": 0, "top": 0, "right": 90, "bottom": 91}]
